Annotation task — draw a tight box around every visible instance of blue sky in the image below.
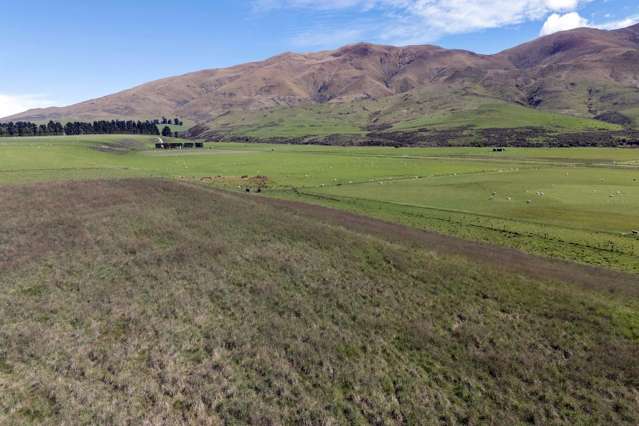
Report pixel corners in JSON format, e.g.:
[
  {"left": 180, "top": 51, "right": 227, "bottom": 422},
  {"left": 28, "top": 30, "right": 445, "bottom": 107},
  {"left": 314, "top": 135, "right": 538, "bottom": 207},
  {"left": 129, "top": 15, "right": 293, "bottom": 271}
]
[{"left": 1, "top": 0, "right": 638, "bottom": 117}]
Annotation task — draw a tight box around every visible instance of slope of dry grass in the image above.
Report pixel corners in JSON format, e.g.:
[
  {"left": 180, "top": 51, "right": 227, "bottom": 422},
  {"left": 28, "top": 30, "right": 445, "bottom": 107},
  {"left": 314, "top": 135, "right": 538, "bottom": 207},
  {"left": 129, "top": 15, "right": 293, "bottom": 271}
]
[{"left": 1, "top": 179, "right": 638, "bottom": 424}]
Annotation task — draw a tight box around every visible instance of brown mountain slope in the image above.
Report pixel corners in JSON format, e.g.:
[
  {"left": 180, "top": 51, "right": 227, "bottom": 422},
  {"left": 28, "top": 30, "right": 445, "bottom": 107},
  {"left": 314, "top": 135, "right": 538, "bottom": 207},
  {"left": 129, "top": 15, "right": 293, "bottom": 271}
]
[
  {"left": 4, "top": 24, "right": 639, "bottom": 130},
  {"left": 6, "top": 44, "right": 511, "bottom": 123},
  {"left": 496, "top": 24, "right": 639, "bottom": 115}
]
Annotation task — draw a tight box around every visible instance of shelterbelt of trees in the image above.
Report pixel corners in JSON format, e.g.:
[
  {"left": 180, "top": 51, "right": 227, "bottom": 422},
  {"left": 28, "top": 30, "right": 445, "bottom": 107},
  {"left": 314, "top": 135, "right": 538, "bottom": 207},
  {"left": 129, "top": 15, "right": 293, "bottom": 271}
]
[{"left": 0, "top": 120, "right": 161, "bottom": 137}]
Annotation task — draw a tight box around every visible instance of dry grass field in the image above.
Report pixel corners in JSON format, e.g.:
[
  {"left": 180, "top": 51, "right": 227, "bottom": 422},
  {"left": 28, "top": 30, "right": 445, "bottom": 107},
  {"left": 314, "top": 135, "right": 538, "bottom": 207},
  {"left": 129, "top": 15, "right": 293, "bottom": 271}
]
[{"left": 1, "top": 179, "right": 638, "bottom": 424}]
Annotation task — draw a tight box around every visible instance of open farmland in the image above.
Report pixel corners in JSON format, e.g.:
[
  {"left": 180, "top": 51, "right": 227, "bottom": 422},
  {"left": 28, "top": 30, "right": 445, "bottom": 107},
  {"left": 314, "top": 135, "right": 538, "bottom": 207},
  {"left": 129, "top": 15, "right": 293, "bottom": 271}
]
[
  {"left": 1, "top": 135, "right": 638, "bottom": 272},
  {"left": 4, "top": 10, "right": 639, "bottom": 426},
  {"left": 1, "top": 179, "right": 638, "bottom": 424}
]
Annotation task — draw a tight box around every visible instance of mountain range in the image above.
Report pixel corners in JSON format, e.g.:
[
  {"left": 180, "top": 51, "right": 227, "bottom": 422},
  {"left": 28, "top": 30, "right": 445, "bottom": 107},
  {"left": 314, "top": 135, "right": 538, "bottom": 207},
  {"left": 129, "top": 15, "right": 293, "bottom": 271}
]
[{"left": 5, "top": 23, "right": 639, "bottom": 140}]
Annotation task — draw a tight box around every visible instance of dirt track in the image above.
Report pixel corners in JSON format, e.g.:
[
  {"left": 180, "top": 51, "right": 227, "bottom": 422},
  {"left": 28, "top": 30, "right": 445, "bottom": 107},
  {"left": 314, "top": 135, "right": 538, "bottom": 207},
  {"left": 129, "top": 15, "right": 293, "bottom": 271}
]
[{"left": 188, "top": 184, "right": 639, "bottom": 295}]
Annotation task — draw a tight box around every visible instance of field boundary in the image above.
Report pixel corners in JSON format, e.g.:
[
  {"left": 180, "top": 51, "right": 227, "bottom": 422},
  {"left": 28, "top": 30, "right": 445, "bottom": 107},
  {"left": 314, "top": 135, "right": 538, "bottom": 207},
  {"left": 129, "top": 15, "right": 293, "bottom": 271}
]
[
  {"left": 289, "top": 188, "right": 633, "bottom": 240},
  {"left": 180, "top": 181, "right": 639, "bottom": 295}
]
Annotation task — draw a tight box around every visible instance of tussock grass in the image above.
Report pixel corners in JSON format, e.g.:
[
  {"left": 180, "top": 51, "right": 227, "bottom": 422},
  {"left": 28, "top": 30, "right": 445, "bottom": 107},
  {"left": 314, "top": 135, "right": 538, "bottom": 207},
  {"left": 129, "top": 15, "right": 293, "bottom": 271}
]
[{"left": 1, "top": 179, "right": 638, "bottom": 424}]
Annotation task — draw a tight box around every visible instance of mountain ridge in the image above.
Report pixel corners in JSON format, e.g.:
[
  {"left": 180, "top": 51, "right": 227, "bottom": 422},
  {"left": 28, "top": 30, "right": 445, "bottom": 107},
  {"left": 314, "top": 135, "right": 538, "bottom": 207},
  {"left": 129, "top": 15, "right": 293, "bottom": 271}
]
[{"left": 4, "top": 24, "right": 639, "bottom": 135}]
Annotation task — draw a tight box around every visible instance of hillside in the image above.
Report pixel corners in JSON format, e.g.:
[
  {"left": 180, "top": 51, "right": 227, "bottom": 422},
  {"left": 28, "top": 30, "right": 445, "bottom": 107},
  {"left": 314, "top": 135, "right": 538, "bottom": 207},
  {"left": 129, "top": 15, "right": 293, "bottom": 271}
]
[
  {"left": 2, "top": 178, "right": 638, "bottom": 424},
  {"left": 4, "top": 24, "right": 639, "bottom": 139}
]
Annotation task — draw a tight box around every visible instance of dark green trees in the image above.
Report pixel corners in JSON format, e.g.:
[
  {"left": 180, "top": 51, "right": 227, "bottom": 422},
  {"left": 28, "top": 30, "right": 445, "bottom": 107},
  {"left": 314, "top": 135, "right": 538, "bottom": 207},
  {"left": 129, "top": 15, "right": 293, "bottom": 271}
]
[{"left": 0, "top": 120, "right": 160, "bottom": 137}]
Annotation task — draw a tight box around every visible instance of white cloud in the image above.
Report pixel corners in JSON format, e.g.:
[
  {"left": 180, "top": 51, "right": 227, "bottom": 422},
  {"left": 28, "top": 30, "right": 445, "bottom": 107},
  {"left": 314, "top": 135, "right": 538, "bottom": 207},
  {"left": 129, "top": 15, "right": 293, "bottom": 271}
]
[
  {"left": 253, "top": 0, "right": 639, "bottom": 47},
  {"left": 540, "top": 12, "right": 589, "bottom": 35},
  {"left": 544, "top": 0, "right": 579, "bottom": 12},
  {"left": 0, "top": 94, "right": 56, "bottom": 119},
  {"left": 399, "top": 0, "right": 551, "bottom": 35},
  {"left": 596, "top": 15, "right": 639, "bottom": 30},
  {"left": 253, "top": 0, "right": 589, "bottom": 45}
]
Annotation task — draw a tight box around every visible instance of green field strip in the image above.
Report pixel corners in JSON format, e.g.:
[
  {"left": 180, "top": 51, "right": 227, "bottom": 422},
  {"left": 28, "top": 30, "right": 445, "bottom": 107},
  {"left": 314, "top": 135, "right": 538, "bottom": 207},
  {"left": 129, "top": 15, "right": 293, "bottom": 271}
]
[{"left": 290, "top": 188, "right": 637, "bottom": 239}]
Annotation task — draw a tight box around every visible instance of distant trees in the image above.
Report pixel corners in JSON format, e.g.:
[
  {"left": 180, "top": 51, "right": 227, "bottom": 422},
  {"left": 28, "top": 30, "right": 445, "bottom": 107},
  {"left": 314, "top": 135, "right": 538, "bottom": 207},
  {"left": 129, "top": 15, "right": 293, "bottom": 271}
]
[
  {"left": 0, "top": 117, "right": 186, "bottom": 138},
  {"left": 0, "top": 121, "right": 64, "bottom": 137},
  {"left": 160, "top": 117, "right": 183, "bottom": 125},
  {"left": 0, "top": 120, "right": 159, "bottom": 137},
  {"left": 63, "top": 120, "right": 160, "bottom": 136}
]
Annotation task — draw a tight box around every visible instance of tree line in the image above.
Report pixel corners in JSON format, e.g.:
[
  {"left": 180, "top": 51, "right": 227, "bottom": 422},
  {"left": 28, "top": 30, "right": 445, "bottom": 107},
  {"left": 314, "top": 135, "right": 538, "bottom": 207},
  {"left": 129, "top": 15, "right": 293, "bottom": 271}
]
[
  {"left": 160, "top": 117, "right": 183, "bottom": 126},
  {"left": 0, "top": 120, "right": 161, "bottom": 137},
  {"left": 0, "top": 121, "right": 64, "bottom": 137}
]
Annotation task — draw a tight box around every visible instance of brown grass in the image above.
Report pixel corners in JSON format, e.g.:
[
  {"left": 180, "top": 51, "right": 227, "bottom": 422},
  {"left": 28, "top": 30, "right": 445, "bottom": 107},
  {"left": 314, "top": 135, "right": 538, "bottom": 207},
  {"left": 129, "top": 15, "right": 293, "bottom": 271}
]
[{"left": 1, "top": 179, "right": 638, "bottom": 424}]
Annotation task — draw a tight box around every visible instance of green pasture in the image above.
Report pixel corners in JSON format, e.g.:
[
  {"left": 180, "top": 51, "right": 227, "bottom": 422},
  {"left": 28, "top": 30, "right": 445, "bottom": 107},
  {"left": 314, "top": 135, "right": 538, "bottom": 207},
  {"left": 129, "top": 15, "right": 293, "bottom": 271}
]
[
  {"left": 314, "top": 167, "right": 639, "bottom": 233},
  {"left": 208, "top": 88, "right": 622, "bottom": 138},
  {"left": 1, "top": 135, "right": 638, "bottom": 272},
  {"left": 391, "top": 102, "right": 621, "bottom": 131},
  {"left": 156, "top": 122, "right": 190, "bottom": 134}
]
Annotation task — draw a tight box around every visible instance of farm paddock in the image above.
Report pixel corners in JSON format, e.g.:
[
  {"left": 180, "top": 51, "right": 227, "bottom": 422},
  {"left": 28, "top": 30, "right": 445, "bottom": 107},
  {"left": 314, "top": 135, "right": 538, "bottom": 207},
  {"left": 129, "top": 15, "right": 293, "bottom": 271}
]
[
  {"left": 1, "top": 135, "right": 639, "bottom": 273},
  {"left": 1, "top": 179, "right": 638, "bottom": 424}
]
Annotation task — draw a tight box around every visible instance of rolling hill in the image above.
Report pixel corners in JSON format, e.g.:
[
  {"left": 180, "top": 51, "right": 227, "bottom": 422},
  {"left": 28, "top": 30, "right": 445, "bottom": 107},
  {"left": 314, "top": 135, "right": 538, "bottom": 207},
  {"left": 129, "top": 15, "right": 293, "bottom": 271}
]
[{"left": 4, "top": 24, "right": 639, "bottom": 140}]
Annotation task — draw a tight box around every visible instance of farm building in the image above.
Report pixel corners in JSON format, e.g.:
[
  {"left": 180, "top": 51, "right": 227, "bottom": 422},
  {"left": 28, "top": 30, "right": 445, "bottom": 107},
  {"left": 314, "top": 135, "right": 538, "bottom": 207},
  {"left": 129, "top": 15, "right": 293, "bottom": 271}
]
[{"left": 155, "top": 142, "right": 204, "bottom": 150}]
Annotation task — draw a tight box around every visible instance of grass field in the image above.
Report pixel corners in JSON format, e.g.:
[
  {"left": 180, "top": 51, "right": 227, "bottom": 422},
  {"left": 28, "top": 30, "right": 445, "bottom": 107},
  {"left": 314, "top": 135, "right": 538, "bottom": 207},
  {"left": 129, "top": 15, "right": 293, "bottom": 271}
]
[
  {"left": 390, "top": 102, "right": 621, "bottom": 132},
  {"left": 208, "top": 89, "right": 620, "bottom": 138},
  {"left": 156, "top": 122, "right": 191, "bottom": 134},
  {"left": 1, "top": 179, "right": 638, "bottom": 424},
  {"left": 1, "top": 135, "right": 638, "bottom": 273}
]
